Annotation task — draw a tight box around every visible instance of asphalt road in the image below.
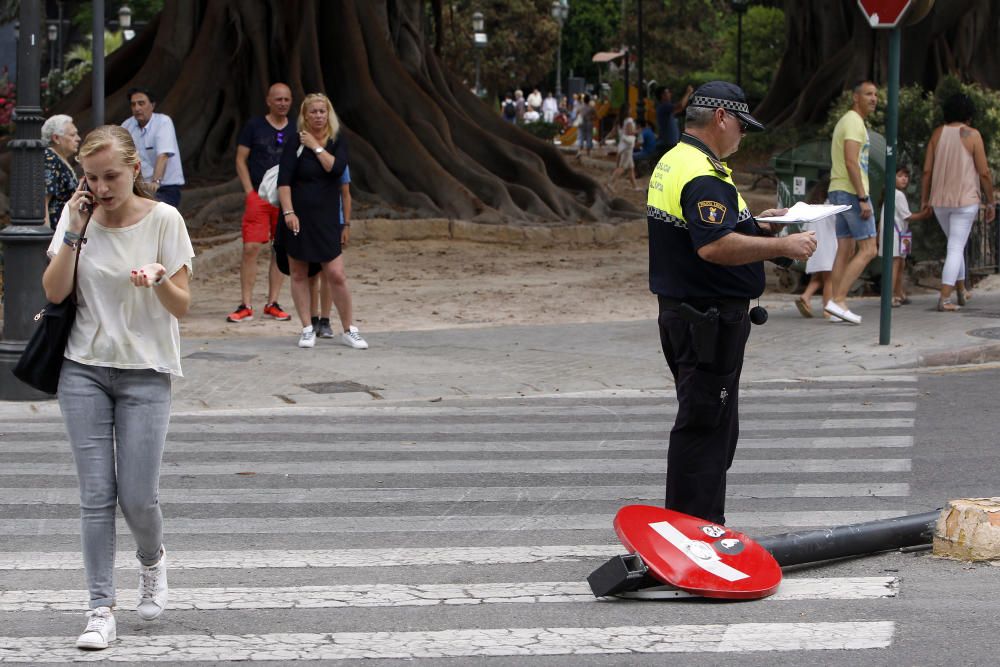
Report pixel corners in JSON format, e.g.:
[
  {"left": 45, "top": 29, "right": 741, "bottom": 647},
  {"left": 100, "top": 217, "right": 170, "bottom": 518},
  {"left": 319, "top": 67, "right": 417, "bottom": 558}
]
[{"left": 0, "top": 368, "right": 998, "bottom": 665}]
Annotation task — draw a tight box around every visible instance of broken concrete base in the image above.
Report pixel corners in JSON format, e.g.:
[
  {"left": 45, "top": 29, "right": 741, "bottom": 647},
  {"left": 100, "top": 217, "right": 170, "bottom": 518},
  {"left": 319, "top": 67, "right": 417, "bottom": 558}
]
[{"left": 933, "top": 498, "right": 1000, "bottom": 561}]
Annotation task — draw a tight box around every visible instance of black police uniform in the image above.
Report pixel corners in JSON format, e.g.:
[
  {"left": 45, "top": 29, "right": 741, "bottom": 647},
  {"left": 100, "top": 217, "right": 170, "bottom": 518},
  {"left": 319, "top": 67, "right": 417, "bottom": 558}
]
[{"left": 647, "top": 127, "right": 764, "bottom": 526}]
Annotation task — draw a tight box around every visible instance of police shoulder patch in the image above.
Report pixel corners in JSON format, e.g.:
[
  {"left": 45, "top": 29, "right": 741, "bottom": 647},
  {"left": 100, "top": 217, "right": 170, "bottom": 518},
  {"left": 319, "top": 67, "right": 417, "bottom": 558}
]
[{"left": 697, "top": 200, "right": 727, "bottom": 224}]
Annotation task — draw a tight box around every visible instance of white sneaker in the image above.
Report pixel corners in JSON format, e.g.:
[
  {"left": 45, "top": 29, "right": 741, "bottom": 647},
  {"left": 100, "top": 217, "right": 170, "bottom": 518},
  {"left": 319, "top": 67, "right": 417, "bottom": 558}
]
[
  {"left": 76, "top": 606, "right": 116, "bottom": 649},
  {"left": 298, "top": 326, "right": 316, "bottom": 348},
  {"left": 137, "top": 549, "right": 168, "bottom": 620},
  {"left": 824, "top": 300, "right": 861, "bottom": 325},
  {"left": 341, "top": 325, "right": 369, "bottom": 349}
]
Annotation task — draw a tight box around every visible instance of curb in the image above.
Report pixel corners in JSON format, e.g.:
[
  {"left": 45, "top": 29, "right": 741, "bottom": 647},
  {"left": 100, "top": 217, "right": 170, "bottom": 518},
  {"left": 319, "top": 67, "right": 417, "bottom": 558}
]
[
  {"left": 193, "top": 218, "right": 648, "bottom": 277},
  {"left": 351, "top": 217, "right": 647, "bottom": 246},
  {"left": 916, "top": 341, "right": 1000, "bottom": 368}
]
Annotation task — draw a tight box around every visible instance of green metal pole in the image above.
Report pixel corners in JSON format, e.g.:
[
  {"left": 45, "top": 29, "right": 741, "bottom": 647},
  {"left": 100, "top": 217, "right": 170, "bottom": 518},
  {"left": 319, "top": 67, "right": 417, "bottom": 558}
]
[{"left": 879, "top": 26, "right": 901, "bottom": 346}]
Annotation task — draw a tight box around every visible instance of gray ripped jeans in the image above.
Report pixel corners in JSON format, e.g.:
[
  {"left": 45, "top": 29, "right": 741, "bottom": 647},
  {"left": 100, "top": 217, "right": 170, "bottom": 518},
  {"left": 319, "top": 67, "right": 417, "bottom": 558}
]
[{"left": 58, "top": 360, "right": 171, "bottom": 609}]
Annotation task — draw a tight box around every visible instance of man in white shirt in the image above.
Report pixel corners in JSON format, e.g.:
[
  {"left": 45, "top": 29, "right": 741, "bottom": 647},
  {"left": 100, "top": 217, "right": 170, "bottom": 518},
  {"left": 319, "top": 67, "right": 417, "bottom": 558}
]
[
  {"left": 526, "top": 88, "right": 543, "bottom": 111},
  {"left": 121, "top": 87, "right": 185, "bottom": 207},
  {"left": 541, "top": 92, "right": 558, "bottom": 123}
]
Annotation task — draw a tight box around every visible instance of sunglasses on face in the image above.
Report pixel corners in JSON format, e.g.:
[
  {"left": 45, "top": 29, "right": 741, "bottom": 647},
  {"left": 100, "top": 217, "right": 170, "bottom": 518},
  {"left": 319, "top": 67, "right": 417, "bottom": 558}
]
[{"left": 725, "top": 111, "right": 748, "bottom": 134}]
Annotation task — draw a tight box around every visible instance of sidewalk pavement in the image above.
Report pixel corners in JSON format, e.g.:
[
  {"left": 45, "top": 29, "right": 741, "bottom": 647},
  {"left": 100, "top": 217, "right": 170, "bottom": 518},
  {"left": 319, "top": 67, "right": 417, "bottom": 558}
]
[{"left": 3, "top": 291, "right": 1000, "bottom": 418}]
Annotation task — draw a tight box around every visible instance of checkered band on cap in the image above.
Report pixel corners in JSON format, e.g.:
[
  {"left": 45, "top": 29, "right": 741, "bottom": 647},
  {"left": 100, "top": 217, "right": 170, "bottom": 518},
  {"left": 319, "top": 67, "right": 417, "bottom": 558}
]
[{"left": 689, "top": 96, "right": 750, "bottom": 113}]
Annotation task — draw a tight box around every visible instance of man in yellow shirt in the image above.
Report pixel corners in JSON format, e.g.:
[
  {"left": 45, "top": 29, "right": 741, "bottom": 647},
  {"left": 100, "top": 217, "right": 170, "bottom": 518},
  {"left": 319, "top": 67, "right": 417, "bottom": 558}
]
[{"left": 825, "top": 81, "right": 878, "bottom": 325}]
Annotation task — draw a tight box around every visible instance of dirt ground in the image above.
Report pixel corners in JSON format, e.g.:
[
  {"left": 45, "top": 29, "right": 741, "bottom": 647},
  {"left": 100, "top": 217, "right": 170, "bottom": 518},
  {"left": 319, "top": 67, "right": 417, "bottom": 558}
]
[{"left": 181, "top": 150, "right": 781, "bottom": 339}]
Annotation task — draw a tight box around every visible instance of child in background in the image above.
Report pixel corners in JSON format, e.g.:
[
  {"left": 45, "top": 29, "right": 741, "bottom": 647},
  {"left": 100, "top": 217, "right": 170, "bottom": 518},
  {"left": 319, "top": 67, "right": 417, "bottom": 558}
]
[
  {"left": 797, "top": 176, "right": 838, "bottom": 319},
  {"left": 879, "top": 166, "right": 932, "bottom": 306}
]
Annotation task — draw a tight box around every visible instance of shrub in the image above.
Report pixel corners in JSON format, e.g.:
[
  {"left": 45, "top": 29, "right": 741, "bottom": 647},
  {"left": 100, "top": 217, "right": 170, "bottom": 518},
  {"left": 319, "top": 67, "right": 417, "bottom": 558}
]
[{"left": 0, "top": 67, "right": 15, "bottom": 134}]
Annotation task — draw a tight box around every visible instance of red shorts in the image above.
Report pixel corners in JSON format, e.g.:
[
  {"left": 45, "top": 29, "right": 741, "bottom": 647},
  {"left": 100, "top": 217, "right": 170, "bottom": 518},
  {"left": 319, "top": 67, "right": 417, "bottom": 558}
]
[{"left": 241, "top": 191, "right": 280, "bottom": 244}]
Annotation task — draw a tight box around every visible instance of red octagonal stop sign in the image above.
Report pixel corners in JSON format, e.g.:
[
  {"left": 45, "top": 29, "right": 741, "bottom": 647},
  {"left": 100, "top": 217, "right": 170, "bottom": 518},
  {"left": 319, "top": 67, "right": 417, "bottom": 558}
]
[
  {"left": 857, "top": 0, "right": 914, "bottom": 27},
  {"left": 614, "top": 505, "right": 782, "bottom": 599}
]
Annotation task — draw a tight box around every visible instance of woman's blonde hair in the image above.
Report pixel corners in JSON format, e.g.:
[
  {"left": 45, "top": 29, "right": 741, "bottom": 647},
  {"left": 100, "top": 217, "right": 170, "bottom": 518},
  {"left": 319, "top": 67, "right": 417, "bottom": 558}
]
[
  {"left": 297, "top": 93, "right": 340, "bottom": 145},
  {"left": 77, "top": 125, "right": 156, "bottom": 200}
]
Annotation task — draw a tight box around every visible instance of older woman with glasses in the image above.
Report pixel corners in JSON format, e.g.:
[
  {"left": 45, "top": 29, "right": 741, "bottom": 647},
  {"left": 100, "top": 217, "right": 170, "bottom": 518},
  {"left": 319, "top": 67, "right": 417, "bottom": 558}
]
[{"left": 42, "top": 114, "right": 81, "bottom": 229}]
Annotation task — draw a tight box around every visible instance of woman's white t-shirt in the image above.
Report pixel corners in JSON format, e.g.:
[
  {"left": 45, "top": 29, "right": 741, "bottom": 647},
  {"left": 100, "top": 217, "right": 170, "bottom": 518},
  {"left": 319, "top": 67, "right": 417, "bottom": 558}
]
[{"left": 47, "top": 202, "right": 195, "bottom": 376}]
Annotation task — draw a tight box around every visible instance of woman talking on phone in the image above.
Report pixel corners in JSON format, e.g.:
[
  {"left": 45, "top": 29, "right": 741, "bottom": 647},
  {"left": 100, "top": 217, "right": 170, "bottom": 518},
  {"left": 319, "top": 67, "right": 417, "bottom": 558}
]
[
  {"left": 276, "top": 92, "right": 367, "bottom": 349},
  {"left": 42, "top": 125, "right": 194, "bottom": 650}
]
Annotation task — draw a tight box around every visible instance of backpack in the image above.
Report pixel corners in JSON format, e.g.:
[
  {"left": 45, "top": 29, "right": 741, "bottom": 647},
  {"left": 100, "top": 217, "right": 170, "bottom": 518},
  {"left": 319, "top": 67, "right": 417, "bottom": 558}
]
[{"left": 503, "top": 101, "right": 516, "bottom": 119}]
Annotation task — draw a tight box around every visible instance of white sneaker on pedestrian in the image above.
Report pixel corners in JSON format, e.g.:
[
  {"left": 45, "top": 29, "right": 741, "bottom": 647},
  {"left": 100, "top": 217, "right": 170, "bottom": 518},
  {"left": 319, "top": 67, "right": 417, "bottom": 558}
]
[
  {"left": 824, "top": 300, "right": 861, "bottom": 325},
  {"left": 137, "top": 548, "right": 168, "bottom": 621},
  {"left": 341, "top": 325, "right": 369, "bottom": 349},
  {"left": 76, "top": 606, "right": 116, "bottom": 649},
  {"left": 298, "top": 326, "right": 316, "bottom": 348}
]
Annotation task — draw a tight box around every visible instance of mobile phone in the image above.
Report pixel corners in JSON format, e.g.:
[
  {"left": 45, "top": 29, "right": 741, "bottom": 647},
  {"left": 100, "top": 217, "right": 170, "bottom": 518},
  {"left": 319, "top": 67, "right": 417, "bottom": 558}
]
[{"left": 79, "top": 179, "right": 94, "bottom": 215}]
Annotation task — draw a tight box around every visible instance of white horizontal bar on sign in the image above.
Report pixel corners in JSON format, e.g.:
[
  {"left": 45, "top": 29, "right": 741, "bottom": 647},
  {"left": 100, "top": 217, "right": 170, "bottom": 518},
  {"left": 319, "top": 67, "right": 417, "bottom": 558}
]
[
  {"left": 0, "top": 510, "right": 908, "bottom": 536},
  {"left": 0, "top": 577, "right": 899, "bottom": 612},
  {"left": 0, "top": 457, "right": 912, "bottom": 477},
  {"left": 0, "top": 622, "right": 896, "bottom": 661}
]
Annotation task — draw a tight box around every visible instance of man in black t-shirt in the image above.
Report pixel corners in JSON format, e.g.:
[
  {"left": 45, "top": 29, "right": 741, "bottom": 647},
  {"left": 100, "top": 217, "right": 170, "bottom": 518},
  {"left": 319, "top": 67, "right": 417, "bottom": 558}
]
[{"left": 228, "top": 83, "right": 297, "bottom": 323}]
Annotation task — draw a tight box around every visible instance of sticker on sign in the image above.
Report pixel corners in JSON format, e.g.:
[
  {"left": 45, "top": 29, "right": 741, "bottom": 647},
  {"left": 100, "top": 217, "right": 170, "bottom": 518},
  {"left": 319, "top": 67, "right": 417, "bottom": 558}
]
[{"left": 856, "top": 0, "right": 915, "bottom": 28}]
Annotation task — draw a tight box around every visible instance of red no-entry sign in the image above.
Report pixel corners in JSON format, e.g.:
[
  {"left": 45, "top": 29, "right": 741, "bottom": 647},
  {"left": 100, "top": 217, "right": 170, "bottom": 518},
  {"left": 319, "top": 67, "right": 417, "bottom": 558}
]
[
  {"left": 857, "top": 0, "right": 914, "bottom": 27},
  {"left": 613, "top": 505, "right": 782, "bottom": 599}
]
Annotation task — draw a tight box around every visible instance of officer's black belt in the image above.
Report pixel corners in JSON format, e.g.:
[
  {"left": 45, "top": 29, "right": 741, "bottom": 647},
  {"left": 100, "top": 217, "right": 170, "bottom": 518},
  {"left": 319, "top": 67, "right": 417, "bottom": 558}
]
[{"left": 658, "top": 296, "right": 750, "bottom": 312}]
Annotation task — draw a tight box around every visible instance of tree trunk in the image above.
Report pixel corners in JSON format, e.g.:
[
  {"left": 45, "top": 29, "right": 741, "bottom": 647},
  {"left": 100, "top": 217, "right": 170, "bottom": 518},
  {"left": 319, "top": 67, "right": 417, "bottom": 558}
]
[
  {"left": 54, "top": 0, "right": 636, "bottom": 223},
  {"left": 755, "top": 0, "right": 1000, "bottom": 126}
]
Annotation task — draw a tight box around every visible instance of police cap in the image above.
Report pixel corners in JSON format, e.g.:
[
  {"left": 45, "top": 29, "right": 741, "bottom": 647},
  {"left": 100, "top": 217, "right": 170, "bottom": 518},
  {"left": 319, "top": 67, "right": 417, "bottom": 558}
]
[{"left": 687, "top": 81, "right": 765, "bottom": 132}]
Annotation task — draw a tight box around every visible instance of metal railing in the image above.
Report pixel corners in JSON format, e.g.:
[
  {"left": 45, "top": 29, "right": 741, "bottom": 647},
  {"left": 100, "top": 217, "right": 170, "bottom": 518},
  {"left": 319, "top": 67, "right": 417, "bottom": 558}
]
[{"left": 966, "top": 203, "right": 1000, "bottom": 276}]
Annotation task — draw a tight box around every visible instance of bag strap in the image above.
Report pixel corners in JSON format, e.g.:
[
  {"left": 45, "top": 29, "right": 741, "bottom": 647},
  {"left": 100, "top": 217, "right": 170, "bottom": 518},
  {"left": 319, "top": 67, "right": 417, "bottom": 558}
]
[{"left": 69, "top": 211, "right": 93, "bottom": 305}]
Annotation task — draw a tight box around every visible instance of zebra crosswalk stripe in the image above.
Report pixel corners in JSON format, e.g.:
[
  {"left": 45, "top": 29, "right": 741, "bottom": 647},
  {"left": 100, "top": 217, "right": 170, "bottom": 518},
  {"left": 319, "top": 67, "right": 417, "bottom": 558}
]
[
  {"left": 0, "top": 621, "right": 897, "bottom": 661},
  {"left": 0, "top": 378, "right": 916, "bottom": 659},
  {"left": 0, "top": 577, "right": 899, "bottom": 612}
]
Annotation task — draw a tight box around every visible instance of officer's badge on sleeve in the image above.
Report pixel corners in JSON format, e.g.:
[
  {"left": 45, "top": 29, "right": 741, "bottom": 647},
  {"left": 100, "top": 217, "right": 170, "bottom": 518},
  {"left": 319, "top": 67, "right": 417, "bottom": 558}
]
[{"left": 697, "top": 200, "right": 727, "bottom": 224}]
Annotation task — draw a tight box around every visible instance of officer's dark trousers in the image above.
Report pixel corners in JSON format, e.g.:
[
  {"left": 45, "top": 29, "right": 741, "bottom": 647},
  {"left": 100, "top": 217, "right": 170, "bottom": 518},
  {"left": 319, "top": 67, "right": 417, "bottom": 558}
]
[{"left": 657, "top": 297, "right": 751, "bottom": 525}]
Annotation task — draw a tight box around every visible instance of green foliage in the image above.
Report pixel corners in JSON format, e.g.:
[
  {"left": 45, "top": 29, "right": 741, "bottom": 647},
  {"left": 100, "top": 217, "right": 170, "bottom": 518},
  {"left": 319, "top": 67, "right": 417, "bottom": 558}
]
[
  {"left": 519, "top": 121, "right": 562, "bottom": 141},
  {"left": 39, "top": 28, "right": 125, "bottom": 111},
  {"left": 438, "top": 0, "right": 559, "bottom": 99},
  {"left": 640, "top": 0, "right": 730, "bottom": 92},
  {"left": 64, "top": 29, "right": 124, "bottom": 69},
  {"left": 934, "top": 76, "right": 1000, "bottom": 178},
  {"left": 0, "top": 67, "right": 15, "bottom": 134},
  {"left": 821, "top": 78, "right": 1000, "bottom": 184},
  {"left": 560, "top": 0, "right": 622, "bottom": 84},
  {"left": 71, "top": 0, "right": 163, "bottom": 30},
  {"left": 716, "top": 6, "right": 784, "bottom": 103}
]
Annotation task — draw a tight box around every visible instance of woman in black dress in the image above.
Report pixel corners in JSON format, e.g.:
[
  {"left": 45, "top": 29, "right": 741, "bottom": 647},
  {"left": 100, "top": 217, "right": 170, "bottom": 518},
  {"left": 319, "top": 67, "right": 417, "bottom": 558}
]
[{"left": 277, "top": 93, "right": 367, "bottom": 349}]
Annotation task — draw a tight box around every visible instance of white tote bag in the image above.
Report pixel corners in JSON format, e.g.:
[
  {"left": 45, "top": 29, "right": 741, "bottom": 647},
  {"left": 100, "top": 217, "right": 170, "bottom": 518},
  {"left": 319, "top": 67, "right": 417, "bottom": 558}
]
[{"left": 257, "top": 145, "right": 303, "bottom": 206}]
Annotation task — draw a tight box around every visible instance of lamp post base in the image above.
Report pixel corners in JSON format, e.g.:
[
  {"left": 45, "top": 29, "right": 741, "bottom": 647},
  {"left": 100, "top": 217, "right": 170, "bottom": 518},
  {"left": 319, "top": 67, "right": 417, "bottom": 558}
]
[{"left": 0, "top": 341, "right": 54, "bottom": 401}]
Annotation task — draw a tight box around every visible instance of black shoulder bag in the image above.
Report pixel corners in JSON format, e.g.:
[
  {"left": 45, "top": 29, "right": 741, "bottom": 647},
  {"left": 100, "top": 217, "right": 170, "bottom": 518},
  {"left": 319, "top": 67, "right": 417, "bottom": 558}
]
[{"left": 13, "top": 216, "right": 91, "bottom": 395}]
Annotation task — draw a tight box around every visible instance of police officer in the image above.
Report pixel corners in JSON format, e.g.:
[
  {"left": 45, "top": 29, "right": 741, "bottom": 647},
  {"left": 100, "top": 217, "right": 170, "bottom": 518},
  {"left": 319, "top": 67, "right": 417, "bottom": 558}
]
[{"left": 647, "top": 81, "right": 817, "bottom": 525}]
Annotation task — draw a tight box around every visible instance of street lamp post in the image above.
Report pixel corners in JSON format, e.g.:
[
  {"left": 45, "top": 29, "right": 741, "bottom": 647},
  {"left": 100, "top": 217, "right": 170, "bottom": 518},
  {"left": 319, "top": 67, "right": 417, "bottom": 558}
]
[
  {"left": 92, "top": 0, "right": 105, "bottom": 125},
  {"left": 472, "top": 11, "right": 487, "bottom": 98},
  {"left": 551, "top": 0, "right": 569, "bottom": 99},
  {"left": 46, "top": 21, "right": 57, "bottom": 74},
  {"left": 119, "top": 4, "right": 135, "bottom": 40},
  {"left": 729, "top": 0, "right": 750, "bottom": 89},
  {"left": 636, "top": 0, "right": 645, "bottom": 123},
  {"left": 0, "top": 0, "right": 53, "bottom": 400}
]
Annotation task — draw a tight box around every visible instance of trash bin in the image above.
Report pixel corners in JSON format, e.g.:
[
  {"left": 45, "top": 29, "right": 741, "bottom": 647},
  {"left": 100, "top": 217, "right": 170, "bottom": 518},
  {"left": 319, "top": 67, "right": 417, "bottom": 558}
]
[{"left": 768, "top": 132, "right": 887, "bottom": 288}]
